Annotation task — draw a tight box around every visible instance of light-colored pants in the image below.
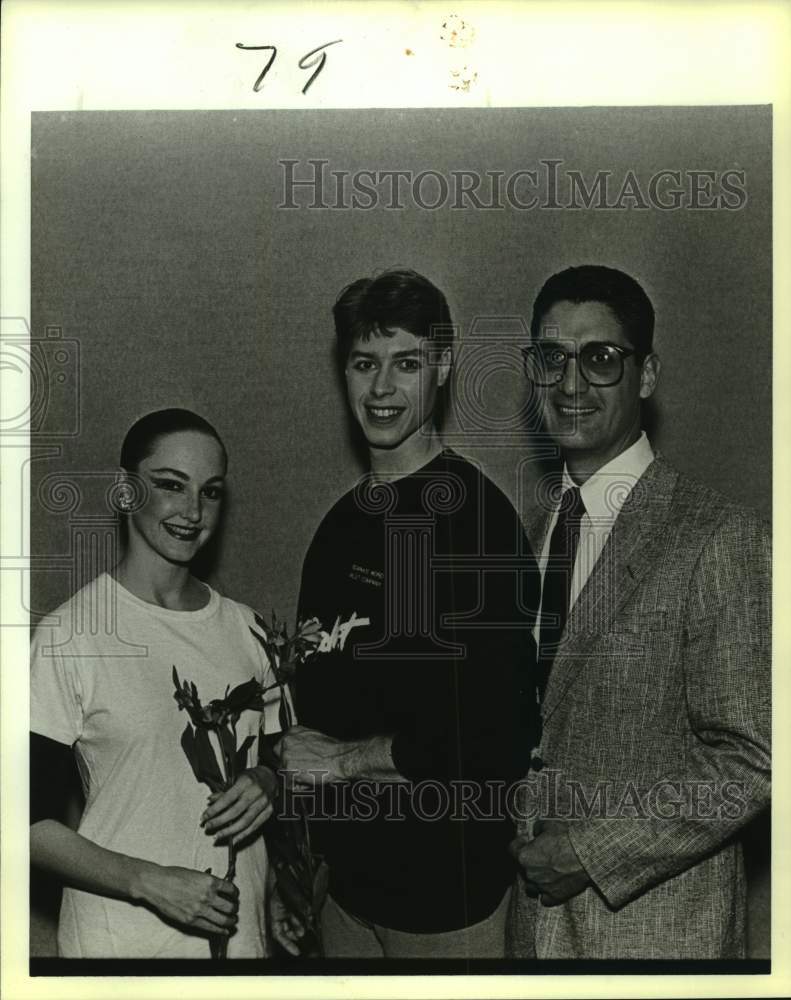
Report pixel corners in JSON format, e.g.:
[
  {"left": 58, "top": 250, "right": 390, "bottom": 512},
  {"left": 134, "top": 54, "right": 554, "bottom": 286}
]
[{"left": 321, "top": 889, "right": 511, "bottom": 958}]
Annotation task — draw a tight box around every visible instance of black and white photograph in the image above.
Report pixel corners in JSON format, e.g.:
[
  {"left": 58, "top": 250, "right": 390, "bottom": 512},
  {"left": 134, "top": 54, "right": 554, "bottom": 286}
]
[{"left": 2, "top": 1, "right": 788, "bottom": 997}]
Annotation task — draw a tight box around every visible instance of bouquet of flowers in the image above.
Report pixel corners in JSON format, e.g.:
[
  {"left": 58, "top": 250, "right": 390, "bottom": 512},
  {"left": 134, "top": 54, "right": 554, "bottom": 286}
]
[
  {"left": 172, "top": 667, "right": 274, "bottom": 959},
  {"left": 248, "top": 612, "right": 328, "bottom": 958}
]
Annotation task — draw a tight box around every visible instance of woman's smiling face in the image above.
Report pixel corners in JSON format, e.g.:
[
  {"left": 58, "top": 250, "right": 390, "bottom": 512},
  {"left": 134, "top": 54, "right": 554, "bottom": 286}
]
[{"left": 126, "top": 430, "right": 227, "bottom": 566}]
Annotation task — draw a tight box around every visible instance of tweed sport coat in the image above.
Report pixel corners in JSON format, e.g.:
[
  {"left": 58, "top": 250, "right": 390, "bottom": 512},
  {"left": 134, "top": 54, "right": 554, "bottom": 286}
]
[{"left": 507, "top": 455, "right": 771, "bottom": 959}]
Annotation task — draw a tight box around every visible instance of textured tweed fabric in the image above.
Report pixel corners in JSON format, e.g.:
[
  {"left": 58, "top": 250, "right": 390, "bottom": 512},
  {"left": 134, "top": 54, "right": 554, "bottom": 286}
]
[{"left": 507, "top": 456, "right": 771, "bottom": 959}]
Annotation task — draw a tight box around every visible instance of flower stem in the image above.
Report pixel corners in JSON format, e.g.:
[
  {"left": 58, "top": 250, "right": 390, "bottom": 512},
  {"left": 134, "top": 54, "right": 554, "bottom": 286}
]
[{"left": 212, "top": 723, "right": 239, "bottom": 961}]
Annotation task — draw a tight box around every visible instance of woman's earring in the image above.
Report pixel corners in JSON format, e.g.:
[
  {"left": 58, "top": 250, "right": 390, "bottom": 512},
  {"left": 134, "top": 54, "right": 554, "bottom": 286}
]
[
  {"left": 109, "top": 475, "right": 147, "bottom": 514},
  {"left": 112, "top": 485, "right": 134, "bottom": 513}
]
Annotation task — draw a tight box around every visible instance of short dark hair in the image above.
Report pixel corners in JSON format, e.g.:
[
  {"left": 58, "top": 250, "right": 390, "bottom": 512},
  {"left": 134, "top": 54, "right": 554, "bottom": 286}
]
[
  {"left": 120, "top": 408, "right": 227, "bottom": 472},
  {"left": 530, "top": 265, "right": 655, "bottom": 359},
  {"left": 333, "top": 268, "right": 454, "bottom": 363}
]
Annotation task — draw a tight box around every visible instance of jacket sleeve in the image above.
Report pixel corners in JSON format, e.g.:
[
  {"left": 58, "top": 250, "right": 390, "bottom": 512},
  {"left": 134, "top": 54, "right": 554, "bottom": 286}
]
[{"left": 567, "top": 510, "right": 771, "bottom": 909}]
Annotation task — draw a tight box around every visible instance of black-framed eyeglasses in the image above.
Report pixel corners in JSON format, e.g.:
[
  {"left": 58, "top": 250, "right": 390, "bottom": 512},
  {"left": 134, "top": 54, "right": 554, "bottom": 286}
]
[{"left": 522, "top": 340, "right": 638, "bottom": 388}]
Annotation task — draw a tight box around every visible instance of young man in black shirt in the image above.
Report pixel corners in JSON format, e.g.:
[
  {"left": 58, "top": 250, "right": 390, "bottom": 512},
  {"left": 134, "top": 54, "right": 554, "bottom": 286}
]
[{"left": 276, "top": 269, "right": 540, "bottom": 958}]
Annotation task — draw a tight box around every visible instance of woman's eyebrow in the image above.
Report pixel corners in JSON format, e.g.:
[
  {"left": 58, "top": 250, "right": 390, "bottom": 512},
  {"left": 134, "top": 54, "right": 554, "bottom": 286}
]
[{"left": 149, "top": 467, "right": 188, "bottom": 479}]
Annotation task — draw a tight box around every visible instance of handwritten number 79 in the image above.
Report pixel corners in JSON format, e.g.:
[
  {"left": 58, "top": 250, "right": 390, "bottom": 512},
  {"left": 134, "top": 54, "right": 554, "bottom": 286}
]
[{"left": 236, "top": 40, "right": 343, "bottom": 95}]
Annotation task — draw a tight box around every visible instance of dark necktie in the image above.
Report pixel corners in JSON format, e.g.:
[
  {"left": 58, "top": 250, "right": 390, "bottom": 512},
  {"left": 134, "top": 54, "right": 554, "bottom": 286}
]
[{"left": 537, "top": 486, "right": 586, "bottom": 701}]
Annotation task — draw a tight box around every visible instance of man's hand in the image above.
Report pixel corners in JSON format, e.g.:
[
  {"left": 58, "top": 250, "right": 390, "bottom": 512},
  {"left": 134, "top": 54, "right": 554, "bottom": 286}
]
[
  {"left": 201, "top": 767, "right": 276, "bottom": 845},
  {"left": 268, "top": 884, "right": 306, "bottom": 956},
  {"left": 509, "top": 819, "right": 591, "bottom": 906},
  {"left": 276, "top": 726, "right": 403, "bottom": 784},
  {"left": 275, "top": 726, "right": 361, "bottom": 784}
]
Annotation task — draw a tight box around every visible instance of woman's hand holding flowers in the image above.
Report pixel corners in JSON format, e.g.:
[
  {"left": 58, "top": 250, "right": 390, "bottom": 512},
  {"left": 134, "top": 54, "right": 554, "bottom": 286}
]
[
  {"left": 132, "top": 862, "right": 239, "bottom": 936},
  {"left": 201, "top": 766, "right": 277, "bottom": 845}
]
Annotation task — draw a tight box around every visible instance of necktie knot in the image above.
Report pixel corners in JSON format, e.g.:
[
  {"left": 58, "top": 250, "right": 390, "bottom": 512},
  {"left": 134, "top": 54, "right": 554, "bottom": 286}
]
[{"left": 558, "top": 485, "right": 585, "bottom": 521}]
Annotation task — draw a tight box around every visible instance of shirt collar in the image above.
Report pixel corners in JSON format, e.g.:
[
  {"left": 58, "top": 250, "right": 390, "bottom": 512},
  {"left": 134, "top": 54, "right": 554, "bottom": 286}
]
[{"left": 561, "top": 432, "right": 655, "bottom": 521}]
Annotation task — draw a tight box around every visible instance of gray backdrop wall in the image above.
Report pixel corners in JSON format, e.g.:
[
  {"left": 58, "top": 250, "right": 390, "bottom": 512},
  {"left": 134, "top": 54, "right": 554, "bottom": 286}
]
[{"left": 30, "top": 107, "right": 771, "bottom": 955}]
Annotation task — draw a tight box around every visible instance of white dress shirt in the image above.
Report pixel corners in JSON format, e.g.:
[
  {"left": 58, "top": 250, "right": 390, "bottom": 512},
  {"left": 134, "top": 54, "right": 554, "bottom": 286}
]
[{"left": 535, "top": 433, "right": 655, "bottom": 641}]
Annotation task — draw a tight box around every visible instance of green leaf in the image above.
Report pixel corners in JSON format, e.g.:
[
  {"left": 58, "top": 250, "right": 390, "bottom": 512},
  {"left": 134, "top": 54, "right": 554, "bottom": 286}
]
[
  {"left": 235, "top": 733, "right": 256, "bottom": 772},
  {"left": 217, "top": 723, "right": 236, "bottom": 779},
  {"left": 205, "top": 700, "right": 228, "bottom": 727},
  {"left": 278, "top": 692, "right": 292, "bottom": 733},
  {"left": 180, "top": 725, "right": 223, "bottom": 792},
  {"left": 312, "top": 861, "right": 330, "bottom": 915},
  {"left": 193, "top": 725, "right": 225, "bottom": 792},
  {"left": 276, "top": 863, "right": 312, "bottom": 919},
  {"left": 249, "top": 625, "right": 275, "bottom": 661},
  {"left": 265, "top": 822, "right": 303, "bottom": 868},
  {"left": 225, "top": 676, "right": 262, "bottom": 714},
  {"left": 180, "top": 723, "right": 201, "bottom": 779}
]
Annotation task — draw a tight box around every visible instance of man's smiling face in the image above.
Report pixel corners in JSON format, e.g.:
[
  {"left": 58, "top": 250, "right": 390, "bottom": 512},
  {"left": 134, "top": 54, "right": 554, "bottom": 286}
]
[
  {"left": 345, "top": 327, "right": 450, "bottom": 454},
  {"left": 535, "top": 300, "right": 659, "bottom": 471}
]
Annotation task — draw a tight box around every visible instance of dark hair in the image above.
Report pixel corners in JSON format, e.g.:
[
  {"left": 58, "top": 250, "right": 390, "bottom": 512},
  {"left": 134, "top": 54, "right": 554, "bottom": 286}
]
[
  {"left": 120, "top": 408, "right": 227, "bottom": 472},
  {"left": 530, "top": 265, "right": 655, "bottom": 359},
  {"left": 333, "top": 268, "right": 454, "bottom": 363}
]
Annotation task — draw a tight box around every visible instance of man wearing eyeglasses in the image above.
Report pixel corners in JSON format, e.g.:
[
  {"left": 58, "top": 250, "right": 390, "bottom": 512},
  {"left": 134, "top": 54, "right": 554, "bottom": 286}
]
[{"left": 508, "top": 264, "right": 770, "bottom": 959}]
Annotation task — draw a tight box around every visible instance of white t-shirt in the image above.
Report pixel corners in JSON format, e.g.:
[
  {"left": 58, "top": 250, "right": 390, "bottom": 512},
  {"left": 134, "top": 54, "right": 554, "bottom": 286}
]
[{"left": 30, "top": 573, "right": 281, "bottom": 958}]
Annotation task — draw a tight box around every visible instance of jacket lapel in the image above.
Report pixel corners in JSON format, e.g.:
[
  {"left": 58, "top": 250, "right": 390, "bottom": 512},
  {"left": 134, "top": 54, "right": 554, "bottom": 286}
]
[
  {"left": 523, "top": 464, "right": 566, "bottom": 556},
  {"left": 541, "top": 456, "right": 679, "bottom": 722},
  {"left": 524, "top": 505, "right": 552, "bottom": 559}
]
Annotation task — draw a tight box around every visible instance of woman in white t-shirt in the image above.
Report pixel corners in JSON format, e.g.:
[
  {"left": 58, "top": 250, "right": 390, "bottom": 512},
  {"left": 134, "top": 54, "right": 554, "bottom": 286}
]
[{"left": 30, "top": 409, "right": 279, "bottom": 958}]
